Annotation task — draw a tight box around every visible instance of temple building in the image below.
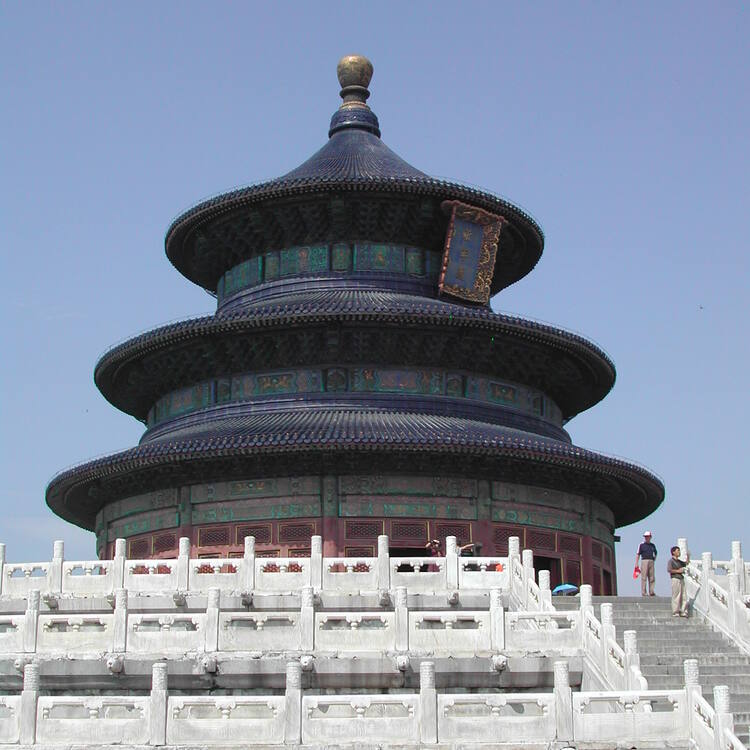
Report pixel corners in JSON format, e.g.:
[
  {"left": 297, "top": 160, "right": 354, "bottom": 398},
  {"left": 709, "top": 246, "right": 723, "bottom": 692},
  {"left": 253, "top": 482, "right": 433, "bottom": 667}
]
[{"left": 45, "top": 56, "right": 663, "bottom": 594}]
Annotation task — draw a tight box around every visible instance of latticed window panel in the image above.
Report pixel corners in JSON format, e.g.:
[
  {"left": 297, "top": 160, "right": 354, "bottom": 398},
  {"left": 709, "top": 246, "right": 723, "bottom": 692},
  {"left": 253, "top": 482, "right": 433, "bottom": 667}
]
[
  {"left": 236, "top": 524, "right": 272, "bottom": 545},
  {"left": 591, "top": 541, "right": 603, "bottom": 560},
  {"left": 604, "top": 547, "right": 612, "bottom": 566},
  {"left": 345, "top": 520, "right": 383, "bottom": 539},
  {"left": 558, "top": 535, "right": 581, "bottom": 555},
  {"left": 279, "top": 522, "right": 316, "bottom": 542},
  {"left": 493, "top": 525, "right": 524, "bottom": 553},
  {"left": 527, "top": 530, "right": 555, "bottom": 551},
  {"left": 128, "top": 538, "right": 151, "bottom": 558},
  {"left": 435, "top": 523, "right": 471, "bottom": 546},
  {"left": 345, "top": 546, "right": 374, "bottom": 559},
  {"left": 289, "top": 548, "right": 311, "bottom": 558},
  {"left": 565, "top": 560, "right": 581, "bottom": 585},
  {"left": 390, "top": 521, "right": 428, "bottom": 541},
  {"left": 153, "top": 533, "right": 177, "bottom": 554},
  {"left": 256, "top": 549, "right": 280, "bottom": 558},
  {"left": 592, "top": 565, "right": 602, "bottom": 595},
  {"left": 198, "top": 527, "right": 230, "bottom": 548}
]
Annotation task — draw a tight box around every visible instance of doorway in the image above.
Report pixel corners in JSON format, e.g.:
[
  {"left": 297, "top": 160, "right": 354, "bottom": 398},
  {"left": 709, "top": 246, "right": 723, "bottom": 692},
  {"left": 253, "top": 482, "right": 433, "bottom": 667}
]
[{"left": 533, "top": 555, "right": 562, "bottom": 589}]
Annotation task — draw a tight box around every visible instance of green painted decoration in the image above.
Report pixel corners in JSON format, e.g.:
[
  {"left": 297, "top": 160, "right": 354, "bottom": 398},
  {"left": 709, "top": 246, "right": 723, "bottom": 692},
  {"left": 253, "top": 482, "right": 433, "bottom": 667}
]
[
  {"left": 216, "top": 242, "right": 440, "bottom": 302},
  {"left": 147, "top": 367, "right": 561, "bottom": 428}
]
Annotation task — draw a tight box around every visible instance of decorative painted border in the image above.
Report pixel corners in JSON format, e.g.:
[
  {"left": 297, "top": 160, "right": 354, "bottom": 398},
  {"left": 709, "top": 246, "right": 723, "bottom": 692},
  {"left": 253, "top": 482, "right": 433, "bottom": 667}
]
[
  {"left": 147, "top": 367, "right": 562, "bottom": 428},
  {"left": 217, "top": 243, "right": 441, "bottom": 303}
]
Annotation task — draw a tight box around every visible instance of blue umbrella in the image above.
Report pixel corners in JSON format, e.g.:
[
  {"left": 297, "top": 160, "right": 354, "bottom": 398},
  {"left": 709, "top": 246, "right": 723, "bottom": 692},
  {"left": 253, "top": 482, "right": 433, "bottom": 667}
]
[{"left": 552, "top": 583, "right": 579, "bottom": 596}]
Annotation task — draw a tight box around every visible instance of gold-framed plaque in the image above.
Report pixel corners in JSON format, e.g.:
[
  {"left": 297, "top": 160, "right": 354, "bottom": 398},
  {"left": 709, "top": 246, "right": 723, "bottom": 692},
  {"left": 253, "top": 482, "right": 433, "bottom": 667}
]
[{"left": 438, "top": 201, "right": 506, "bottom": 304}]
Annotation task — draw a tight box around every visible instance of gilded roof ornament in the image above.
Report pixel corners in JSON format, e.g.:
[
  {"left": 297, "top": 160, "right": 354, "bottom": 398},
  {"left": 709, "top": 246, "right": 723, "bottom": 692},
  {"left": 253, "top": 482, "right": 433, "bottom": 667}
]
[{"left": 337, "top": 54, "right": 373, "bottom": 107}]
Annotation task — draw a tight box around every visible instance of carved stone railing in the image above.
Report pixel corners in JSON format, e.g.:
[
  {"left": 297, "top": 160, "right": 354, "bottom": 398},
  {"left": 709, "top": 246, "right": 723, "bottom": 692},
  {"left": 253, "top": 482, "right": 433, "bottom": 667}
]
[
  {"left": 0, "top": 583, "right": 574, "bottom": 657},
  {"left": 0, "top": 537, "right": 508, "bottom": 598},
  {"left": 0, "top": 658, "right": 742, "bottom": 748},
  {"left": 682, "top": 538, "right": 750, "bottom": 655},
  {"left": 575, "top": 584, "right": 647, "bottom": 692}
]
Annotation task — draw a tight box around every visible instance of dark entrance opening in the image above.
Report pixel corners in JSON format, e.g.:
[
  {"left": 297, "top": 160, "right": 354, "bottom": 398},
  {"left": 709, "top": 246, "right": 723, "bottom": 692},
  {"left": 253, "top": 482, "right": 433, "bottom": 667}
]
[
  {"left": 390, "top": 546, "right": 431, "bottom": 572},
  {"left": 389, "top": 546, "right": 430, "bottom": 557},
  {"left": 602, "top": 569, "right": 613, "bottom": 596},
  {"left": 533, "top": 555, "right": 562, "bottom": 589}
]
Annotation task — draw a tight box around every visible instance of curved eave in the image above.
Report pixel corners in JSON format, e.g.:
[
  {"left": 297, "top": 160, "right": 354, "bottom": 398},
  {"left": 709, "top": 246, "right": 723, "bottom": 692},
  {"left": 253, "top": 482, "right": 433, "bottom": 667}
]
[
  {"left": 46, "top": 410, "right": 664, "bottom": 532},
  {"left": 94, "top": 292, "right": 616, "bottom": 421},
  {"left": 164, "top": 177, "right": 544, "bottom": 296}
]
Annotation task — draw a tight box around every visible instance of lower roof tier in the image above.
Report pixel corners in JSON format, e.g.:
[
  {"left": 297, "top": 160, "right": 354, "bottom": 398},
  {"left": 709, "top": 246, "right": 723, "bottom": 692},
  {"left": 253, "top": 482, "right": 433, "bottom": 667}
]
[
  {"left": 46, "top": 408, "right": 664, "bottom": 532},
  {"left": 94, "top": 291, "right": 616, "bottom": 423}
]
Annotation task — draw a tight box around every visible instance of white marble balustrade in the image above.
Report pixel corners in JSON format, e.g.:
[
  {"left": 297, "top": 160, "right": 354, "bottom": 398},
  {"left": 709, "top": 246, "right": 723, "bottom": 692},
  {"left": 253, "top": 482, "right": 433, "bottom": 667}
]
[
  {"left": 1, "top": 659, "right": 742, "bottom": 748},
  {"left": 0, "top": 587, "right": 601, "bottom": 657},
  {"left": 682, "top": 539, "right": 750, "bottom": 655},
  {"left": 35, "top": 696, "right": 150, "bottom": 745},
  {"left": 0, "top": 696, "right": 21, "bottom": 744},
  {"left": 0, "top": 536, "right": 510, "bottom": 597},
  {"left": 167, "top": 696, "right": 286, "bottom": 745},
  {"left": 437, "top": 693, "right": 556, "bottom": 743}
]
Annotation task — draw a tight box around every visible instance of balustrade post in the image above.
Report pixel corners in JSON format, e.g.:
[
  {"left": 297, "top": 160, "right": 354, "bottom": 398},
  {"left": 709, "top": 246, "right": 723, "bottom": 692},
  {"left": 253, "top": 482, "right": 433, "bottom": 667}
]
[
  {"left": 731, "top": 541, "right": 745, "bottom": 595},
  {"left": 508, "top": 536, "right": 521, "bottom": 603},
  {"left": 284, "top": 661, "right": 302, "bottom": 745},
  {"left": 600, "top": 603, "right": 615, "bottom": 681},
  {"left": 395, "top": 586, "right": 408, "bottom": 652},
  {"left": 683, "top": 659, "right": 702, "bottom": 741},
  {"left": 538, "top": 569, "right": 552, "bottom": 608},
  {"left": 113, "top": 588, "right": 128, "bottom": 652},
  {"left": 176, "top": 537, "right": 190, "bottom": 591},
  {"left": 112, "top": 538, "right": 126, "bottom": 591},
  {"left": 578, "top": 584, "right": 593, "bottom": 650},
  {"left": 149, "top": 662, "right": 168, "bottom": 746},
  {"left": 243, "top": 536, "right": 256, "bottom": 591},
  {"left": 300, "top": 587, "right": 315, "bottom": 651},
  {"left": 419, "top": 661, "right": 437, "bottom": 744},
  {"left": 24, "top": 589, "right": 40, "bottom": 653},
  {"left": 49, "top": 540, "right": 64, "bottom": 593},
  {"left": 700, "top": 552, "right": 712, "bottom": 613},
  {"left": 522, "top": 549, "right": 534, "bottom": 609},
  {"left": 623, "top": 630, "right": 641, "bottom": 689},
  {"left": 445, "top": 536, "right": 458, "bottom": 590},
  {"left": 508, "top": 536, "right": 520, "bottom": 558},
  {"left": 490, "top": 588, "right": 505, "bottom": 651},
  {"left": 0, "top": 542, "right": 5, "bottom": 595},
  {"left": 376, "top": 535, "right": 390, "bottom": 591},
  {"left": 553, "top": 660, "right": 573, "bottom": 742},
  {"left": 20, "top": 662, "right": 39, "bottom": 745},
  {"left": 678, "top": 537, "right": 688, "bottom": 564},
  {"left": 205, "top": 588, "right": 220, "bottom": 652},
  {"left": 727, "top": 573, "right": 740, "bottom": 634},
  {"left": 310, "top": 536, "right": 323, "bottom": 591},
  {"left": 713, "top": 685, "right": 734, "bottom": 750}
]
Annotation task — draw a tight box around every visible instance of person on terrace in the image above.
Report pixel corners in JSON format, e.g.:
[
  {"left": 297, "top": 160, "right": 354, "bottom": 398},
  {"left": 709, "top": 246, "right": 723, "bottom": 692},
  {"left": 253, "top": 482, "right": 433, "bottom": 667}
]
[{"left": 635, "top": 531, "right": 658, "bottom": 596}]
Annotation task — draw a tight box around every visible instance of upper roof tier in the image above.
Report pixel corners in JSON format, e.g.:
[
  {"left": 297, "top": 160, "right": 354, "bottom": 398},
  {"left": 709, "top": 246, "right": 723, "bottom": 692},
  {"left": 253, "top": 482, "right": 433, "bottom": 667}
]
[{"left": 165, "top": 56, "right": 544, "bottom": 299}]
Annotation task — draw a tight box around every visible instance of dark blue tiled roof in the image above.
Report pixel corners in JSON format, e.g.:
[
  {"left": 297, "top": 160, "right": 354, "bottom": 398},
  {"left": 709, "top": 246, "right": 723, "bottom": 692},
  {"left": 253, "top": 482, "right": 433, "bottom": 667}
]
[
  {"left": 98, "top": 289, "right": 615, "bottom": 375},
  {"left": 46, "top": 407, "right": 664, "bottom": 530},
  {"left": 281, "top": 129, "right": 428, "bottom": 182}
]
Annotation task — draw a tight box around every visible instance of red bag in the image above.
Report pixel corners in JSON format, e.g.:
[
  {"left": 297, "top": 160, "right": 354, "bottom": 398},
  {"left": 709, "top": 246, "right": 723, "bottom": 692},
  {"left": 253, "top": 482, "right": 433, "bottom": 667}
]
[{"left": 633, "top": 565, "right": 641, "bottom": 579}]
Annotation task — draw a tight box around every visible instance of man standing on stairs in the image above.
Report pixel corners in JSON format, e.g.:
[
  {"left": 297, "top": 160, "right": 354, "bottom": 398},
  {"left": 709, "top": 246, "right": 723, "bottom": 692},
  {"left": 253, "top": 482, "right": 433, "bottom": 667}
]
[
  {"left": 636, "top": 531, "right": 658, "bottom": 596},
  {"left": 668, "top": 545, "right": 690, "bottom": 616}
]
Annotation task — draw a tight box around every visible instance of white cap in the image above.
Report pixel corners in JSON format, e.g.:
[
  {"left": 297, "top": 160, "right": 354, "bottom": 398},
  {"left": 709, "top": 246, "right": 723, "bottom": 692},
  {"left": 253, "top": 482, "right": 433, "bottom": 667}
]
[{"left": 643, "top": 531, "right": 652, "bottom": 537}]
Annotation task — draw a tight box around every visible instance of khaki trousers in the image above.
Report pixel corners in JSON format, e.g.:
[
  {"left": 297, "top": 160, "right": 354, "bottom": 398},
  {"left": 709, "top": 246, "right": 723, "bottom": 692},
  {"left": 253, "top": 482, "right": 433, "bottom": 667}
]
[
  {"left": 671, "top": 576, "right": 687, "bottom": 615},
  {"left": 640, "top": 559, "right": 655, "bottom": 595}
]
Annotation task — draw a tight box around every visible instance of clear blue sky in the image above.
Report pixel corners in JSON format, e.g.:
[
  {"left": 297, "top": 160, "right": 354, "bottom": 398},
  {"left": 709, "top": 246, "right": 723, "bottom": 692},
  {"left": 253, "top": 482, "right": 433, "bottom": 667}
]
[{"left": 2, "top": 3, "right": 748, "bottom": 593}]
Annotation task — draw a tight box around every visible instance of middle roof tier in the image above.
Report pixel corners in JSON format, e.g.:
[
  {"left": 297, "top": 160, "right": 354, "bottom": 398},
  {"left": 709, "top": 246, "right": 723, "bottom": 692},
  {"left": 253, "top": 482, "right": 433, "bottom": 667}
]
[{"left": 95, "top": 289, "right": 616, "bottom": 424}]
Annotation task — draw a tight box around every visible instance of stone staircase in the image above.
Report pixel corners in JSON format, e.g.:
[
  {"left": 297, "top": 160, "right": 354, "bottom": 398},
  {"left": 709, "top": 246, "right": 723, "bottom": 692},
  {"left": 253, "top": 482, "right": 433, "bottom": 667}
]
[{"left": 588, "top": 596, "right": 750, "bottom": 745}]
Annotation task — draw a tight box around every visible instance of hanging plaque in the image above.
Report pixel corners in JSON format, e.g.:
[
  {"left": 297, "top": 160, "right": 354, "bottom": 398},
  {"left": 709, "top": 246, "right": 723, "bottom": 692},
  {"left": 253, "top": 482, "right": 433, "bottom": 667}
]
[{"left": 438, "top": 201, "right": 505, "bottom": 304}]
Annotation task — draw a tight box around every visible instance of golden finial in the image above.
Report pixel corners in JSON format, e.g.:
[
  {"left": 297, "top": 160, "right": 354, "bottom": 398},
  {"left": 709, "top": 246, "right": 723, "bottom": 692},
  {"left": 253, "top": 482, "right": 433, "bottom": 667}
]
[{"left": 336, "top": 55, "right": 373, "bottom": 107}]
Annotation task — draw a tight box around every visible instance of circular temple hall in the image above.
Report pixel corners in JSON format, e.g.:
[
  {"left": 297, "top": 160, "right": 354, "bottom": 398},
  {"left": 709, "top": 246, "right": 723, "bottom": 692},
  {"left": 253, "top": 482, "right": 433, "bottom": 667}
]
[{"left": 46, "top": 56, "right": 664, "bottom": 595}]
